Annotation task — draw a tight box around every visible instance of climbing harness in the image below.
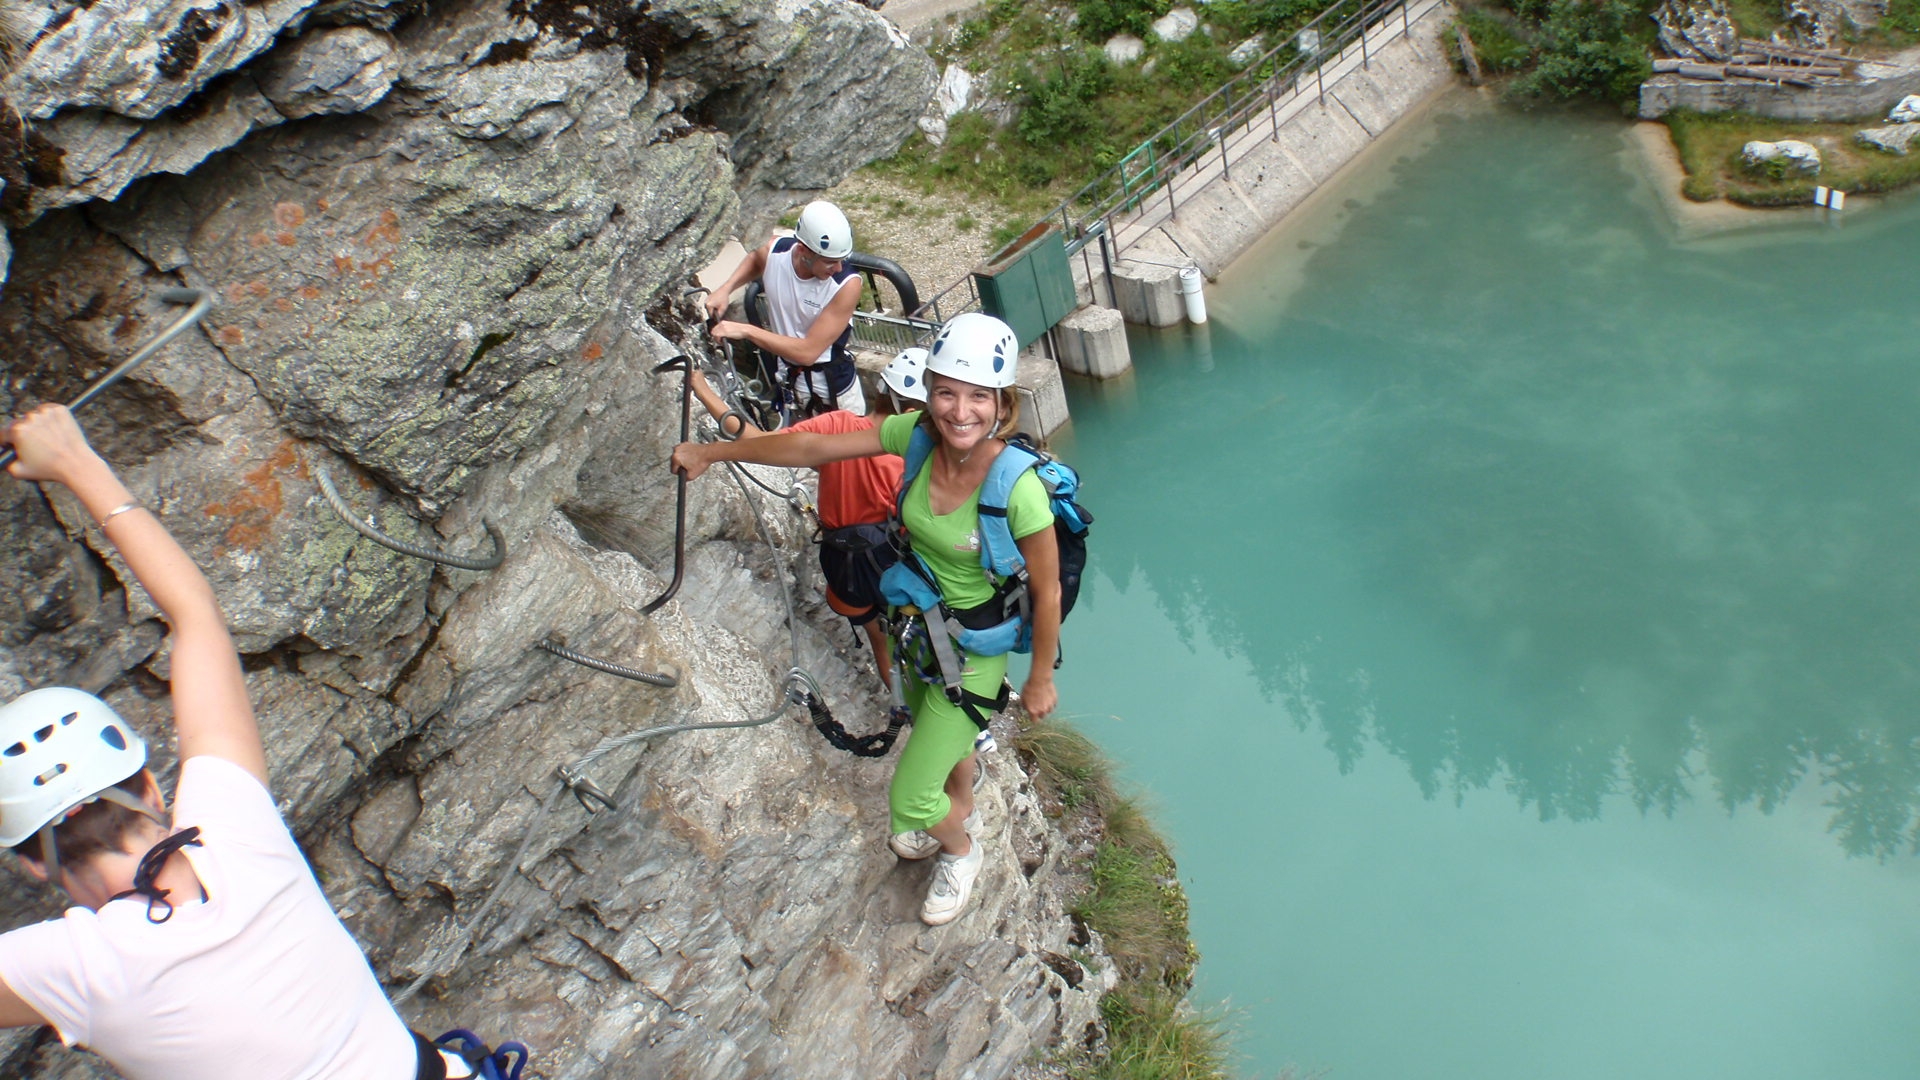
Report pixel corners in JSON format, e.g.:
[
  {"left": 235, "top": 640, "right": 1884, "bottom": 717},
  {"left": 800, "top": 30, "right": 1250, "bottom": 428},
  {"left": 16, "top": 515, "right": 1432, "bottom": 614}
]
[
  {"left": 536, "top": 636, "right": 678, "bottom": 688},
  {"left": 0, "top": 286, "right": 212, "bottom": 470},
  {"left": 413, "top": 1028, "right": 530, "bottom": 1080},
  {"left": 880, "top": 428, "right": 1092, "bottom": 728},
  {"left": 315, "top": 465, "right": 506, "bottom": 571},
  {"left": 109, "top": 826, "right": 204, "bottom": 924},
  {"left": 642, "top": 355, "right": 694, "bottom": 614}
]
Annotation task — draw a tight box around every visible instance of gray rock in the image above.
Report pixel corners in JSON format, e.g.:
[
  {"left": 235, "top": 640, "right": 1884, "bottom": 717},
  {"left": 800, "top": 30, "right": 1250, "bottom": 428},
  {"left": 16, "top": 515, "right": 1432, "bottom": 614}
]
[
  {"left": 1297, "top": 27, "right": 1323, "bottom": 54},
  {"left": 1105, "top": 33, "right": 1145, "bottom": 64},
  {"left": 1152, "top": 6, "right": 1200, "bottom": 42},
  {"left": 255, "top": 25, "right": 401, "bottom": 119},
  {"left": 1742, "top": 138, "right": 1822, "bottom": 172},
  {"left": 1230, "top": 35, "right": 1265, "bottom": 67},
  {"left": 917, "top": 111, "right": 947, "bottom": 145},
  {"left": 1857, "top": 123, "right": 1920, "bottom": 153},
  {"left": 1, "top": 0, "right": 340, "bottom": 121},
  {"left": 1653, "top": 0, "right": 1738, "bottom": 61},
  {"left": 1778, "top": 0, "right": 1846, "bottom": 48},
  {"left": 1891, "top": 93, "right": 1920, "bottom": 122},
  {"left": 0, "top": 0, "right": 1130, "bottom": 1076},
  {"left": 937, "top": 62, "right": 973, "bottom": 117}
]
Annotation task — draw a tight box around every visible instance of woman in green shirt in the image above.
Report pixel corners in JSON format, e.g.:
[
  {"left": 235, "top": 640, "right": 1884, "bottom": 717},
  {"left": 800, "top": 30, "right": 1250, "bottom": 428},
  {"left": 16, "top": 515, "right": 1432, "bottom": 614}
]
[{"left": 672, "top": 313, "right": 1060, "bottom": 926}]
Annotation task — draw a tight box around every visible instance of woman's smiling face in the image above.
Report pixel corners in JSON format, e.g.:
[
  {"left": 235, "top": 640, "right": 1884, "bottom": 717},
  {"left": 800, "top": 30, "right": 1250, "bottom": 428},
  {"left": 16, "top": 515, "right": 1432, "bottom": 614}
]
[{"left": 926, "top": 372, "right": 999, "bottom": 454}]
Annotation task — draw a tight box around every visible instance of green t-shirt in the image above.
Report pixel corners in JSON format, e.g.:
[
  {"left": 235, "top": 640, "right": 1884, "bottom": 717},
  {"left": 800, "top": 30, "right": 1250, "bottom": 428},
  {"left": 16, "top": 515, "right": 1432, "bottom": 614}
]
[{"left": 880, "top": 412, "right": 1053, "bottom": 611}]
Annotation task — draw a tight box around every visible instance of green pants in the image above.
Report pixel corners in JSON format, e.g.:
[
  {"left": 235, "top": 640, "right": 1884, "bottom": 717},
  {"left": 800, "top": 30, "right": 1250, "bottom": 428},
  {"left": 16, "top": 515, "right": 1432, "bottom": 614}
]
[{"left": 889, "top": 649, "right": 1007, "bottom": 834}]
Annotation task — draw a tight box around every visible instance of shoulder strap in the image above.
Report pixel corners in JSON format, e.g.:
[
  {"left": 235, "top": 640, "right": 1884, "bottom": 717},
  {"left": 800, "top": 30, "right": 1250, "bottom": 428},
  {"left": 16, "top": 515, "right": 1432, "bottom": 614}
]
[
  {"left": 977, "top": 437, "right": 1044, "bottom": 578},
  {"left": 895, "top": 422, "right": 938, "bottom": 526}
]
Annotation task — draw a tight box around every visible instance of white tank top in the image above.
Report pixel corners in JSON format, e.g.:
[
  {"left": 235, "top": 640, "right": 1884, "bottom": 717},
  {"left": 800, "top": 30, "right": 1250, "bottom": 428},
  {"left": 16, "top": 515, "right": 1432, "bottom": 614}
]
[{"left": 760, "top": 237, "right": 864, "bottom": 412}]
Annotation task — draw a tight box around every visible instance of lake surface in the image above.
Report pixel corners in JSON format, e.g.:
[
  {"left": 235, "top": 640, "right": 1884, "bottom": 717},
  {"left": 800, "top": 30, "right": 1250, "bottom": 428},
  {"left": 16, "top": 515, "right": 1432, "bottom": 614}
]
[{"left": 1046, "top": 96, "right": 1920, "bottom": 1080}]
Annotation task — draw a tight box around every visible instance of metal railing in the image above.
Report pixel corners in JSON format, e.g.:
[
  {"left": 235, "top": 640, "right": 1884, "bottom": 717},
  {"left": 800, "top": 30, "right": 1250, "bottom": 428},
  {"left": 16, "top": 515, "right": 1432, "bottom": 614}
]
[{"left": 912, "top": 0, "right": 1434, "bottom": 320}]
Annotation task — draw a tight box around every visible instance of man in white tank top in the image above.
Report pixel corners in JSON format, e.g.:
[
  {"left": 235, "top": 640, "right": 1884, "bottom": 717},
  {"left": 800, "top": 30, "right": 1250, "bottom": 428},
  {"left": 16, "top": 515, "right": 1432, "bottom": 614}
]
[{"left": 705, "top": 200, "right": 867, "bottom": 418}]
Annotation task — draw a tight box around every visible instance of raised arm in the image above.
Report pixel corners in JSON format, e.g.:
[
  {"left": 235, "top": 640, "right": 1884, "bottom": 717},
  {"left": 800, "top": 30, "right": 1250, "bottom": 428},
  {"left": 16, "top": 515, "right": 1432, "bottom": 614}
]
[
  {"left": 690, "top": 371, "right": 765, "bottom": 441},
  {"left": 710, "top": 275, "right": 862, "bottom": 367},
  {"left": 3, "top": 405, "right": 268, "bottom": 787},
  {"left": 671, "top": 423, "right": 884, "bottom": 482},
  {"left": 1016, "top": 525, "right": 1061, "bottom": 720}
]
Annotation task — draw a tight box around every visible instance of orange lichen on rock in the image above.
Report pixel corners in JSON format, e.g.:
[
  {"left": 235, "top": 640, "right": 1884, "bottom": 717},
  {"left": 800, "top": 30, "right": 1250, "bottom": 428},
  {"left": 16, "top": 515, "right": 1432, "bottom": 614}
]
[
  {"left": 273, "top": 202, "right": 306, "bottom": 228},
  {"left": 361, "top": 209, "right": 401, "bottom": 247},
  {"left": 275, "top": 232, "right": 297, "bottom": 247},
  {"left": 202, "top": 440, "right": 303, "bottom": 552},
  {"left": 217, "top": 326, "right": 245, "bottom": 346},
  {"left": 274, "top": 298, "right": 294, "bottom": 312},
  {"left": 581, "top": 342, "right": 604, "bottom": 361},
  {"left": 298, "top": 286, "right": 322, "bottom": 300},
  {"left": 334, "top": 255, "right": 354, "bottom": 275},
  {"left": 250, "top": 232, "right": 271, "bottom": 248}
]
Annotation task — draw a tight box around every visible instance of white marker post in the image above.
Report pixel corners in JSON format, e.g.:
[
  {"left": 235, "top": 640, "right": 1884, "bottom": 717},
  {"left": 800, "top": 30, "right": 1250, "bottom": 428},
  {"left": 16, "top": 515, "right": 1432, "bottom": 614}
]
[
  {"left": 1831, "top": 190, "right": 1847, "bottom": 211},
  {"left": 1814, "top": 185, "right": 1830, "bottom": 207}
]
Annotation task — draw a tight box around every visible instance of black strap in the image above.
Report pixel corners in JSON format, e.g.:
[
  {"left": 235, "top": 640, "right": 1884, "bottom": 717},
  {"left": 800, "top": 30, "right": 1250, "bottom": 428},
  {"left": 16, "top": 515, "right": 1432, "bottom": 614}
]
[
  {"left": 808, "top": 692, "right": 908, "bottom": 757},
  {"left": 947, "top": 681, "right": 1011, "bottom": 731},
  {"left": 109, "top": 827, "right": 203, "bottom": 924},
  {"left": 413, "top": 1031, "right": 449, "bottom": 1080}
]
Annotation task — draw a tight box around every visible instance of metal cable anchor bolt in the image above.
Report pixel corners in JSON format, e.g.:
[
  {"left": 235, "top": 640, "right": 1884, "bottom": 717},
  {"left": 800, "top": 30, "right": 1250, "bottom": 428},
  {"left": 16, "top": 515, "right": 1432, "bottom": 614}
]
[{"left": 558, "top": 763, "right": 617, "bottom": 814}]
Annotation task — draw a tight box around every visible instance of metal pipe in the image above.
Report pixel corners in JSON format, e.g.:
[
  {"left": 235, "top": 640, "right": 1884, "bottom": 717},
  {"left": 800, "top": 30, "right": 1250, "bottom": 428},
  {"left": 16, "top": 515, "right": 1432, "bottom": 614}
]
[
  {"left": 641, "top": 355, "right": 692, "bottom": 615},
  {"left": 1, "top": 287, "right": 212, "bottom": 470}
]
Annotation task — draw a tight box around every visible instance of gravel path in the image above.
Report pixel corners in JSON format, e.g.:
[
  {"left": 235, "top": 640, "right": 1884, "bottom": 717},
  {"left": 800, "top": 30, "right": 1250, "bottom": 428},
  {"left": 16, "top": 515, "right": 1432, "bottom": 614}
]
[
  {"left": 881, "top": 0, "right": 980, "bottom": 33},
  {"left": 829, "top": 170, "right": 1000, "bottom": 314}
]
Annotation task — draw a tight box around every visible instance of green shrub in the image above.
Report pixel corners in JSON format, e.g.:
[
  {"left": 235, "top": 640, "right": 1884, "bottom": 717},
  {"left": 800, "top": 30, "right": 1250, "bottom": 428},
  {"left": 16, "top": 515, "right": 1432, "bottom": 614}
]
[
  {"left": 1507, "top": 0, "right": 1652, "bottom": 105},
  {"left": 1015, "top": 49, "right": 1115, "bottom": 148},
  {"left": 1076, "top": 0, "right": 1169, "bottom": 40},
  {"left": 1889, "top": 0, "right": 1920, "bottom": 32}
]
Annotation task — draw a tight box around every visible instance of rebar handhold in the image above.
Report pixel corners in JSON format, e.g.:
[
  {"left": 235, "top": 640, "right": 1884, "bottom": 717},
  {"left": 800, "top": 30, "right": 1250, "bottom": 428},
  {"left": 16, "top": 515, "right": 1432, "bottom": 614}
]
[
  {"left": 0, "top": 287, "right": 214, "bottom": 471},
  {"left": 536, "top": 637, "right": 679, "bottom": 688},
  {"left": 314, "top": 463, "right": 505, "bottom": 571}
]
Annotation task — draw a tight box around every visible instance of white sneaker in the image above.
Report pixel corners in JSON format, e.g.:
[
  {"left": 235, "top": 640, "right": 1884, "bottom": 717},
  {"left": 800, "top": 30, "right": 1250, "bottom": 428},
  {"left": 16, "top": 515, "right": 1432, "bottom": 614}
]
[
  {"left": 921, "top": 835, "right": 984, "bottom": 926},
  {"left": 889, "top": 829, "right": 941, "bottom": 860}
]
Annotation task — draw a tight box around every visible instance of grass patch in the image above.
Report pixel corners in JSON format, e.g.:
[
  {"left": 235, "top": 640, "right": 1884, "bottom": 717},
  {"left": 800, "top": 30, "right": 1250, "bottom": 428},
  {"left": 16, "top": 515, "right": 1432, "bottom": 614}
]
[
  {"left": 1721, "top": 0, "right": 1785, "bottom": 39},
  {"left": 1664, "top": 108, "right": 1920, "bottom": 205},
  {"left": 1014, "top": 718, "right": 1236, "bottom": 1080},
  {"left": 1455, "top": 8, "right": 1530, "bottom": 73},
  {"left": 873, "top": 0, "right": 1364, "bottom": 237}
]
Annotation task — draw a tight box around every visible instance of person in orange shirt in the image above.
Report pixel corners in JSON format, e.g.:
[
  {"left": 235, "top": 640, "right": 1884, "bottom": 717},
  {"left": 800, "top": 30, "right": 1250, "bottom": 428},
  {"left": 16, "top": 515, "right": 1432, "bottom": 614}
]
[{"left": 689, "top": 348, "right": 928, "bottom": 688}]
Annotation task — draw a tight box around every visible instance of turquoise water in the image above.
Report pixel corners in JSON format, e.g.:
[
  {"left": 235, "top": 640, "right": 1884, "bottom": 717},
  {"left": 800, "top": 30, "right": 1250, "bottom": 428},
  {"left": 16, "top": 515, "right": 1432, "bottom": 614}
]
[{"left": 1047, "top": 100, "right": 1920, "bottom": 1079}]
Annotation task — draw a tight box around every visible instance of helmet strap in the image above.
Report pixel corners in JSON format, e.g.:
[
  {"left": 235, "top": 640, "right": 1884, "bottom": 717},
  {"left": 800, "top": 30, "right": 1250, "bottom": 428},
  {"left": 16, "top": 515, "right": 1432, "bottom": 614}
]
[{"left": 33, "top": 785, "right": 167, "bottom": 889}]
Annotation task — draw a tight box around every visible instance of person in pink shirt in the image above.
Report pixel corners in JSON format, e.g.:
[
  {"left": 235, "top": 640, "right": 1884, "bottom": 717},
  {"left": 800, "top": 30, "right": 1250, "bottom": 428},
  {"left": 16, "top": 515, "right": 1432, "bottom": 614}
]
[{"left": 0, "top": 405, "right": 519, "bottom": 1080}]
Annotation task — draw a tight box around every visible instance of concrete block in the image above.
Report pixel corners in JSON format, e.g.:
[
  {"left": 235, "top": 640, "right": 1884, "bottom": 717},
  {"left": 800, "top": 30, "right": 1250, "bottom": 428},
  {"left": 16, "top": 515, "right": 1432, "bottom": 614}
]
[
  {"left": 1054, "top": 305, "right": 1132, "bottom": 380},
  {"left": 1015, "top": 345, "right": 1070, "bottom": 440},
  {"left": 1109, "top": 259, "right": 1186, "bottom": 327}
]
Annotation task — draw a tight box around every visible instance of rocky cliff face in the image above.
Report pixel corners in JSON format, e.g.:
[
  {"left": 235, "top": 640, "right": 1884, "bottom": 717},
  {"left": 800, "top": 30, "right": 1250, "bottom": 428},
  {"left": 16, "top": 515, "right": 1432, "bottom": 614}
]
[{"left": 0, "top": 1, "right": 1109, "bottom": 1076}]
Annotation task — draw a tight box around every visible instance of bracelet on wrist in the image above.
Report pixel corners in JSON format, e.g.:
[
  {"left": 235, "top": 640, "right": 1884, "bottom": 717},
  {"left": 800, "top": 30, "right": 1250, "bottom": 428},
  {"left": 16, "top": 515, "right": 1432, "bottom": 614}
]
[{"left": 98, "top": 500, "right": 142, "bottom": 529}]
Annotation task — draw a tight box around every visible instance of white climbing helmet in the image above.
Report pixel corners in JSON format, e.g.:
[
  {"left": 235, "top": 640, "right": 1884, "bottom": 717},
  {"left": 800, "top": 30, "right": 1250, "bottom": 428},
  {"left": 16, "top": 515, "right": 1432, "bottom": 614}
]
[
  {"left": 926, "top": 312, "right": 1019, "bottom": 389},
  {"left": 794, "top": 200, "right": 853, "bottom": 260},
  {"left": 881, "top": 347, "right": 929, "bottom": 402},
  {"left": 0, "top": 687, "right": 150, "bottom": 849}
]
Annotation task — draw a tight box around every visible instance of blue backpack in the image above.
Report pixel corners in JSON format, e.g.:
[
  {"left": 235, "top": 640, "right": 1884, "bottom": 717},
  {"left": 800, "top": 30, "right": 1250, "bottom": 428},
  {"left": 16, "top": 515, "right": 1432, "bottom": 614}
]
[{"left": 879, "top": 426, "right": 1092, "bottom": 723}]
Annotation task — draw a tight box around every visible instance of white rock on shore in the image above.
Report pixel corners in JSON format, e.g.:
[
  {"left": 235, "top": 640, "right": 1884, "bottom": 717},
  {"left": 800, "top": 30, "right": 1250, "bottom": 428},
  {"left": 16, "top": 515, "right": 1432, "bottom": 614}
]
[{"left": 1742, "top": 139, "right": 1823, "bottom": 173}]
